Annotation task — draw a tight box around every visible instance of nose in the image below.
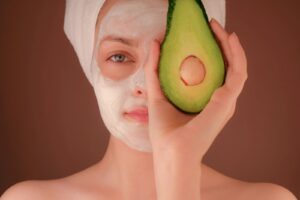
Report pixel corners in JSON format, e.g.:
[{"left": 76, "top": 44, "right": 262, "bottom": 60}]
[{"left": 131, "top": 67, "right": 147, "bottom": 98}]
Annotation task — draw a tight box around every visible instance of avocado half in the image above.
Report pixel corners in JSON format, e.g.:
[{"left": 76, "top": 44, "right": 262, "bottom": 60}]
[{"left": 159, "top": 0, "right": 225, "bottom": 114}]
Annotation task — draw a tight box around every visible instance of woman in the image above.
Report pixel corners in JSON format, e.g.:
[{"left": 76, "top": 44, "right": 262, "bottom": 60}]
[{"left": 1, "top": 0, "right": 297, "bottom": 199}]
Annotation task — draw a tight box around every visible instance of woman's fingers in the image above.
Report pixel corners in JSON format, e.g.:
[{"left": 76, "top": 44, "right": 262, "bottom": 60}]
[
  {"left": 144, "top": 41, "right": 167, "bottom": 104},
  {"left": 210, "top": 18, "right": 232, "bottom": 68},
  {"left": 223, "top": 33, "right": 248, "bottom": 100},
  {"left": 187, "top": 31, "right": 248, "bottom": 141}
]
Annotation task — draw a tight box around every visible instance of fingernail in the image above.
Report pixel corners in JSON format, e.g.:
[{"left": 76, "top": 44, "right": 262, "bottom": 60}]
[
  {"left": 231, "top": 32, "right": 239, "bottom": 42},
  {"left": 210, "top": 18, "right": 218, "bottom": 26}
]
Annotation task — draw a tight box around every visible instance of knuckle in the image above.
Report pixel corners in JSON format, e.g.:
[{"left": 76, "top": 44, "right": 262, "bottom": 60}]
[
  {"left": 210, "top": 88, "right": 226, "bottom": 104},
  {"left": 210, "top": 86, "right": 234, "bottom": 107},
  {"left": 228, "top": 103, "right": 237, "bottom": 118},
  {"left": 243, "top": 72, "right": 248, "bottom": 82},
  {"left": 232, "top": 70, "right": 248, "bottom": 85}
]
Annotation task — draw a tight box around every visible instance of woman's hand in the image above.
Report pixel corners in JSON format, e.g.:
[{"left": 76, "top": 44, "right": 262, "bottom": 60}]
[{"left": 145, "top": 18, "right": 248, "bottom": 164}]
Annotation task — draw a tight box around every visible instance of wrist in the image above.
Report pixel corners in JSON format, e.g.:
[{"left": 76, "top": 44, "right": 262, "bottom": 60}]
[
  {"left": 152, "top": 151, "right": 202, "bottom": 200},
  {"left": 152, "top": 144, "right": 203, "bottom": 167}
]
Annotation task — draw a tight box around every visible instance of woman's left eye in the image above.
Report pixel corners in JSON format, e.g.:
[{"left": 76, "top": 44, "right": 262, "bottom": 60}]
[{"left": 109, "top": 54, "right": 129, "bottom": 63}]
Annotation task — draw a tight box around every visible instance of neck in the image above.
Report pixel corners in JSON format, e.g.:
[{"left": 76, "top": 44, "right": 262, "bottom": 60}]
[
  {"left": 96, "top": 135, "right": 216, "bottom": 200},
  {"left": 98, "top": 135, "right": 157, "bottom": 200}
]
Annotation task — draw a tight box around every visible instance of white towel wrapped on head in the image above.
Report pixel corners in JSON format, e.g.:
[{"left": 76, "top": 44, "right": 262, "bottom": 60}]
[{"left": 63, "top": 0, "right": 226, "bottom": 85}]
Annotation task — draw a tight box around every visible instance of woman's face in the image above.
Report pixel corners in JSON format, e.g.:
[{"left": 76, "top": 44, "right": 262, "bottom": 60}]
[{"left": 91, "top": 0, "right": 167, "bottom": 152}]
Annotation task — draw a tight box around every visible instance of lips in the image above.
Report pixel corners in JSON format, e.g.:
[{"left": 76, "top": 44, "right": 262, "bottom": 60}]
[{"left": 124, "top": 107, "right": 148, "bottom": 123}]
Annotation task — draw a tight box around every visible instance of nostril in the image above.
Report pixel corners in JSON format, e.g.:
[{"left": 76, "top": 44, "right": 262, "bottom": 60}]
[
  {"left": 135, "top": 90, "right": 144, "bottom": 97},
  {"left": 134, "top": 87, "right": 146, "bottom": 98}
]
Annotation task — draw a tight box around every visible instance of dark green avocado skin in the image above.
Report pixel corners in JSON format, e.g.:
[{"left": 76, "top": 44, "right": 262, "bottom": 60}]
[
  {"left": 158, "top": 0, "right": 226, "bottom": 114},
  {"left": 164, "top": 0, "right": 210, "bottom": 43}
]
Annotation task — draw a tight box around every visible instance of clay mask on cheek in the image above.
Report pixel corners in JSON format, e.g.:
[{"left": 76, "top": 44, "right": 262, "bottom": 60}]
[{"left": 90, "top": 0, "right": 167, "bottom": 152}]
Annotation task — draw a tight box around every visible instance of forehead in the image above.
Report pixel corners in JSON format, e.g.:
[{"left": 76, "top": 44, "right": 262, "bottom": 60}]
[
  {"left": 106, "top": 0, "right": 168, "bottom": 14},
  {"left": 98, "top": 0, "right": 168, "bottom": 22},
  {"left": 96, "top": 0, "right": 168, "bottom": 40}
]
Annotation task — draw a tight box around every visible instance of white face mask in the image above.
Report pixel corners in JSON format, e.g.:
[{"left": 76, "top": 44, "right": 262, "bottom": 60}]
[{"left": 91, "top": 0, "right": 167, "bottom": 152}]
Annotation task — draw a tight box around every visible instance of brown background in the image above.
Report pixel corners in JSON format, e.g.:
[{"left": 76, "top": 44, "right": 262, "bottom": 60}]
[{"left": 0, "top": 0, "right": 299, "bottom": 197}]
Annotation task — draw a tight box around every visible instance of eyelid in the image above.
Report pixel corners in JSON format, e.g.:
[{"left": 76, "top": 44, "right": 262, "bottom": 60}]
[
  {"left": 110, "top": 54, "right": 128, "bottom": 62},
  {"left": 106, "top": 51, "right": 135, "bottom": 63},
  {"left": 99, "top": 41, "right": 138, "bottom": 61}
]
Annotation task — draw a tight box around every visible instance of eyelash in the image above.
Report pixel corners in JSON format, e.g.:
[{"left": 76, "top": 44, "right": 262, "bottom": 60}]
[{"left": 107, "top": 53, "right": 133, "bottom": 63}]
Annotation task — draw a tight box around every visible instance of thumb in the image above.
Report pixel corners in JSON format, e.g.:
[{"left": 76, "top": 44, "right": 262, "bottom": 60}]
[{"left": 144, "top": 41, "right": 167, "bottom": 104}]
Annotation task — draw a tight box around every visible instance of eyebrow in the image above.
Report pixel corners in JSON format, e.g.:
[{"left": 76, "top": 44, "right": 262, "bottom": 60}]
[{"left": 99, "top": 35, "right": 138, "bottom": 47}]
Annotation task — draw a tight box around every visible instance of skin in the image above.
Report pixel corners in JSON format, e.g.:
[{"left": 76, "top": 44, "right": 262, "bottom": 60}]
[{"left": 1, "top": 0, "right": 297, "bottom": 199}]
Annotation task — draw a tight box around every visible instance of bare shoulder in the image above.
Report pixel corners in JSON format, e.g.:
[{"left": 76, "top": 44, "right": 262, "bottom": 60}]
[
  {"left": 243, "top": 182, "right": 297, "bottom": 200},
  {"left": 1, "top": 165, "right": 115, "bottom": 200},
  {"left": 202, "top": 165, "right": 297, "bottom": 200},
  {"left": 1, "top": 180, "right": 57, "bottom": 200},
  {"left": 217, "top": 179, "right": 297, "bottom": 200},
  {"left": 224, "top": 178, "right": 297, "bottom": 200}
]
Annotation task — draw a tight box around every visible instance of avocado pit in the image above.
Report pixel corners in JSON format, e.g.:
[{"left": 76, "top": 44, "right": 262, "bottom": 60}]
[{"left": 180, "top": 55, "right": 206, "bottom": 86}]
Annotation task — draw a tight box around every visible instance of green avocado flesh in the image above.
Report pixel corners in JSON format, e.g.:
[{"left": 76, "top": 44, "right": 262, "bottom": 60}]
[{"left": 159, "top": 0, "right": 225, "bottom": 114}]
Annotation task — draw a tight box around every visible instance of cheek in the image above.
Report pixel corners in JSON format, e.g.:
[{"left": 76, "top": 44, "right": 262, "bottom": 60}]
[
  {"left": 99, "top": 62, "right": 135, "bottom": 81},
  {"left": 95, "top": 80, "right": 129, "bottom": 117}
]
